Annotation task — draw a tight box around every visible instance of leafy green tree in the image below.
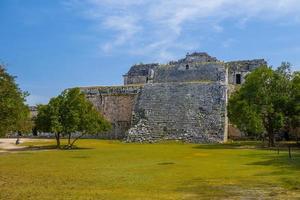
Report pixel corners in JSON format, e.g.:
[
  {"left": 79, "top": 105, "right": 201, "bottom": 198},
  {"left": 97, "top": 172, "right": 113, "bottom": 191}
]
[
  {"left": 60, "top": 88, "right": 111, "bottom": 148},
  {"left": 59, "top": 88, "right": 82, "bottom": 147},
  {"left": 274, "top": 63, "right": 300, "bottom": 140},
  {"left": 69, "top": 96, "right": 111, "bottom": 147},
  {"left": 15, "top": 108, "right": 33, "bottom": 134},
  {"left": 35, "top": 88, "right": 111, "bottom": 148},
  {"left": 0, "top": 65, "right": 31, "bottom": 137},
  {"left": 276, "top": 62, "right": 292, "bottom": 79},
  {"left": 228, "top": 65, "right": 293, "bottom": 146},
  {"left": 289, "top": 71, "right": 300, "bottom": 141},
  {"left": 35, "top": 97, "right": 63, "bottom": 148}
]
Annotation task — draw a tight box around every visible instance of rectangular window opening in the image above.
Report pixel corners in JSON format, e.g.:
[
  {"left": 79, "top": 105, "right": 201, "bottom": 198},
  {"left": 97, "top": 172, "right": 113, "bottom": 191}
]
[{"left": 236, "top": 74, "right": 241, "bottom": 84}]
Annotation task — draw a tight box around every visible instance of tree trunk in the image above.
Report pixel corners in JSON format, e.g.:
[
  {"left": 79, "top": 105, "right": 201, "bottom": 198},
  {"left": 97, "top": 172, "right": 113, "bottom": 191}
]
[
  {"left": 268, "top": 131, "right": 275, "bottom": 147},
  {"left": 68, "top": 133, "right": 71, "bottom": 148},
  {"left": 264, "top": 115, "right": 275, "bottom": 147},
  {"left": 70, "top": 134, "right": 85, "bottom": 148},
  {"left": 268, "top": 128, "right": 275, "bottom": 147},
  {"left": 55, "top": 133, "right": 60, "bottom": 149},
  {"left": 295, "top": 131, "right": 299, "bottom": 145}
]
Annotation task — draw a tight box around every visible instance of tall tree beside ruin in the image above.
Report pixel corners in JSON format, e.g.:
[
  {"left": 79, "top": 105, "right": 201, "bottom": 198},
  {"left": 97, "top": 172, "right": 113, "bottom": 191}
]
[
  {"left": 228, "top": 65, "right": 297, "bottom": 147},
  {"left": 59, "top": 88, "right": 111, "bottom": 148},
  {"left": 68, "top": 93, "right": 112, "bottom": 148},
  {"left": 0, "top": 65, "right": 31, "bottom": 137},
  {"left": 288, "top": 71, "right": 300, "bottom": 141},
  {"left": 35, "top": 97, "right": 63, "bottom": 148},
  {"left": 35, "top": 88, "right": 111, "bottom": 148}
]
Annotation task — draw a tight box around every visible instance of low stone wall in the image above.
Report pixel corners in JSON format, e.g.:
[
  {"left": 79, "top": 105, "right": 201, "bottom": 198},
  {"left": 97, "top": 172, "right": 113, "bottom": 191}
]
[{"left": 127, "top": 82, "right": 227, "bottom": 143}]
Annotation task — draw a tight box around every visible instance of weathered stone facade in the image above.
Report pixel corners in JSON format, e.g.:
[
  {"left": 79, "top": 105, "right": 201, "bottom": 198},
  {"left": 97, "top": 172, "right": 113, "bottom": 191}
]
[
  {"left": 80, "top": 85, "right": 142, "bottom": 139},
  {"left": 80, "top": 52, "right": 266, "bottom": 143},
  {"left": 227, "top": 59, "right": 267, "bottom": 85},
  {"left": 127, "top": 82, "right": 227, "bottom": 143}
]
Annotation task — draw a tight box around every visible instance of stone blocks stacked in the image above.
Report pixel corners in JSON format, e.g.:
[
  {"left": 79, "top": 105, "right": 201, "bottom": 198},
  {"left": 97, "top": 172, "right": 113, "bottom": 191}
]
[
  {"left": 79, "top": 52, "right": 266, "bottom": 143},
  {"left": 127, "top": 82, "right": 227, "bottom": 143}
]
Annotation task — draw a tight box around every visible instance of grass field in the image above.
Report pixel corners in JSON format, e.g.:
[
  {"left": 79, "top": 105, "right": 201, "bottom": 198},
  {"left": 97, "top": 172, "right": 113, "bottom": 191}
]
[{"left": 0, "top": 140, "right": 300, "bottom": 200}]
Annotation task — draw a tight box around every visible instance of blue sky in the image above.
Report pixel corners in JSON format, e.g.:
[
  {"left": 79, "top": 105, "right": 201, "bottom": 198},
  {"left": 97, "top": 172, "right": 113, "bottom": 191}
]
[{"left": 1, "top": 0, "right": 300, "bottom": 105}]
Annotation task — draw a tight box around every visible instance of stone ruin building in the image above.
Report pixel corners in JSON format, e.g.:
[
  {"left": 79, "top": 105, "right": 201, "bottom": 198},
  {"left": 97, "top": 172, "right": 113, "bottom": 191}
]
[{"left": 80, "top": 52, "right": 267, "bottom": 143}]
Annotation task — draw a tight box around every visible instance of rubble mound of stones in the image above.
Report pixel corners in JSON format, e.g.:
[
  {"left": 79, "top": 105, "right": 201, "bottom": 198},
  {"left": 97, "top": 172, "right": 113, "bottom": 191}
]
[
  {"left": 126, "top": 119, "right": 155, "bottom": 142},
  {"left": 126, "top": 120, "right": 223, "bottom": 143}
]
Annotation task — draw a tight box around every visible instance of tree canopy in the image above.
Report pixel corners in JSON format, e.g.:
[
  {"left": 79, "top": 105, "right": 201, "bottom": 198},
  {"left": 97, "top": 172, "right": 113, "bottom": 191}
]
[
  {"left": 0, "top": 65, "right": 31, "bottom": 137},
  {"left": 228, "top": 64, "right": 300, "bottom": 146},
  {"left": 35, "top": 88, "right": 111, "bottom": 148}
]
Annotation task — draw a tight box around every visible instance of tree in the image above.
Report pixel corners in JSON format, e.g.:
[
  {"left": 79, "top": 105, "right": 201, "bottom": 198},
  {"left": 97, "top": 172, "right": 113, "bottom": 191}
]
[
  {"left": 14, "top": 105, "right": 33, "bottom": 144},
  {"left": 35, "top": 97, "right": 63, "bottom": 148},
  {"left": 59, "top": 89, "right": 82, "bottom": 147},
  {"left": 289, "top": 71, "right": 300, "bottom": 142},
  {"left": 69, "top": 97, "right": 111, "bottom": 147},
  {"left": 60, "top": 88, "right": 111, "bottom": 148},
  {"left": 0, "top": 65, "right": 31, "bottom": 137},
  {"left": 276, "top": 62, "right": 292, "bottom": 79},
  {"left": 228, "top": 65, "right": 293, "bottom": 147},
  {"left": 35, "top": 88, "right": 111, "bottom": 149},
  {"left": 274, "top": 63, "right": 300, "bottom": 141}
]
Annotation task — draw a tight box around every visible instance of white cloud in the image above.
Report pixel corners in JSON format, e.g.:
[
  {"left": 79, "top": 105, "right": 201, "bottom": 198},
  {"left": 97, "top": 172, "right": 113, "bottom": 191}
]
[
  {"left": 101, "top": 15, "right": 141, "bottom": 52},
  {"left": 64, "top": 0, "right": 300, "bottom": 61}
]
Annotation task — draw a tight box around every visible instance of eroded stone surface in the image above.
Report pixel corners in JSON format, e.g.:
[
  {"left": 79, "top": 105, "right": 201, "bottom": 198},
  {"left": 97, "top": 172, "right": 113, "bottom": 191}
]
[
  {"left": 127, "top": 82, "right": 226, "bottom": 143},
  {"left": 79, "top": 52, "right": 266, "bottom": 143}
]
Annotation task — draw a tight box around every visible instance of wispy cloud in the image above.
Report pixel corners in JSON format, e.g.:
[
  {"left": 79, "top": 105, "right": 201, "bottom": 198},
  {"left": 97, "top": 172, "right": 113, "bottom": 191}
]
[
  {"left": 64, "top": 0, "right": 300, "bottom": 61},
  {"left": 101, "top": 15, "right": 141, "bottom": 52}
]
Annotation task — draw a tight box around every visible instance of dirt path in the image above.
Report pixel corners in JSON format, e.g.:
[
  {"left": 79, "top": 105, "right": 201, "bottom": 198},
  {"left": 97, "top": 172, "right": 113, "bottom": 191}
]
[{"left": 0, "top": 138, "right": 49, "bottom": 153}]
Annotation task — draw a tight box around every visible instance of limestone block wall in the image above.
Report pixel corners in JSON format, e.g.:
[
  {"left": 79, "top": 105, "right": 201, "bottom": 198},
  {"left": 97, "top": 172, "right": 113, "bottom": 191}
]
[
  {"left": 127, "top": 82, "right": 227, "bottom": 143},
  {"left": 80, "top": 85, "right": 142, "bottom": 139},
  {"left": 123, "top": 75, "right": 148, "bottom": 85},
  {"left": 153, "top": 62, "right": 226, "bottom": 83}
]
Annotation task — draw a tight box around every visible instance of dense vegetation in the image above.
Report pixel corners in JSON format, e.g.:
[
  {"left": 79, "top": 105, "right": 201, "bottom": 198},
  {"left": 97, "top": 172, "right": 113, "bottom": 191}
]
[
  {"left": 0, "top": 65, "right": 32, "bottom": 137},
  {"left": 228, "top": 63, "right": 300, "bottom": 146},
  {"left": 35, "top": 88, "right": 111, "bottom": 148}
]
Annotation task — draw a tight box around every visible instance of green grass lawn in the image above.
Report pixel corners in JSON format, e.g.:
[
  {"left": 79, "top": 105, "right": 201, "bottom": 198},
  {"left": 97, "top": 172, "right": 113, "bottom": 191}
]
[{"left": 1, "top": 140, "right": 300, "bottom": 200}]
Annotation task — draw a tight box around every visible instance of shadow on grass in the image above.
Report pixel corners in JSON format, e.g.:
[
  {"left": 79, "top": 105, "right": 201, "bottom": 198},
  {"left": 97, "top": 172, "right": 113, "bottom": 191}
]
[
  {"left": 193, "top": 141, "right": 300, "bottom": 150},
  {"left": 5, "top": 145, "right": 93, "bottom": 152},
  {"left": 247, "top": 153, "right": 300, "bottom": 171},
  {"left": 246, "top": 154, "right": 300, "bottom": 190},
  {"left": 192, "top": 141, "right": 264, "bottom": 150},
  {"left": 71, "top": 155, "right": 91, "bottom": 159},
  {"left": 175, "top": 178, "right": 282, "bottom": 199},
  {"left": 157, "top": 162, "right": 175, "bottom": 165}
]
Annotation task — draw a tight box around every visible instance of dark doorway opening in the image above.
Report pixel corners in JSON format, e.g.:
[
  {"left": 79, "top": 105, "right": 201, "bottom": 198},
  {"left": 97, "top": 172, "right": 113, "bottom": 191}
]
[{"left": 236, "top": 74, "right": 241, "bottom": 84}]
